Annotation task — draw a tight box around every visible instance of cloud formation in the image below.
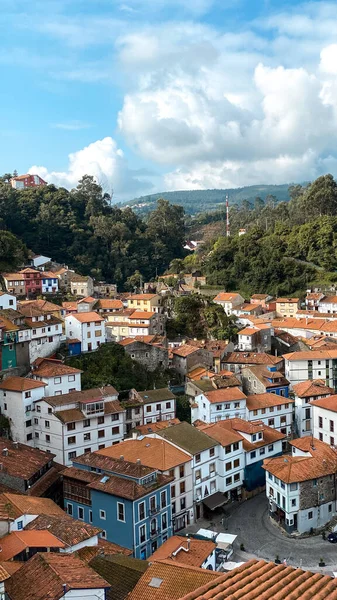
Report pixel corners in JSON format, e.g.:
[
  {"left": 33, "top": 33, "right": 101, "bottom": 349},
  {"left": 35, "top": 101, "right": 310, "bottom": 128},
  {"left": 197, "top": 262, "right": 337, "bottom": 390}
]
[{"left": 29, "top": 137, "right": 153, "bottom": 199}]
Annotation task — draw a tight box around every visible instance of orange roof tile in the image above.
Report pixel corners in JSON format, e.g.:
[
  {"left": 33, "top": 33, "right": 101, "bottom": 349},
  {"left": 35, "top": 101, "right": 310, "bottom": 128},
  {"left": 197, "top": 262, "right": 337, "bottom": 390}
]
[
  {"left": 96, "top": 437, "right": 190, "bottom": 470},
  {"left": 78, "top": 296, "right": 96, "bottom": 303},
  {"left": 128, "top": 560, "right": 219, "bottom": 600},
  {"left": 129, "top": 311, "right": 156, "bottom": 319},
  {"left": 178, "top": 559, "right": 337, "bottom": 600},
  {"left": 5, "top": 552, "right": 110, "bottom": 600},
  {"left": 97, "top": 299, "right": 123, "bottom": 310},
  {"left": 3, "top": 272, "right": 25, "bottom": 281},
  {"left": 31, "top": 357, "right": 82, "bottom": 377},
  {"left": 246, "top": 393, "right": 294, "bottom": 410},
  {"left": 127, "top": 294, "right": 158, "bottom": 300},
  {"left": 0, "top": 438, "right": 55, "bottom": 479},
  {"left": 150, "top": 536, "right": 215, "bottom": 567},
  {"left": 0, "top": 377, "right": 46, "bottom": 392},
  {"left": 204, "top": 387, "right": 246, "bottom": 404},
  {"left": 172, "top": 344, "right": 199, "bottom": 357},
  {"left": 76, "top": 537, "right": 132, "bottom": 562},
  {"left": 293, "top": 379, "right": 334, "bottom": 398},
  {"left": 0, "top": 493, "right": 64, "bottom": 520},
  {"left": 276, "top": 297, "right": 299, "bottom": 303},
  {"left": 224, "top": 352, "right": 281, "bottom": 365},
  {"left": 213, "top": 292, "right": 242, "bottom": 302},
  {"left": 310, "top": 394, "right": 337, "bottom": 412},
  {"left": 135, "top": 419, "right": 181, "bottom": 435},
  {"left": 284, "top": 349, "right": 337, "bottom": 360},
  {"left": 0, "top": 530, "right": 65, "bottom": 560},
  {"left": 196, "top": 422, "right": 243, "bottom": 446},
  {"left": 263, "top": 437, "right": 337, "bottom": 482},
  {"left": 69, "top": 311, "right": 104, "bottom": 323},
  {"left": 238, "top": 327, "right": 259, "bottom": 335},
  {"left": 25, "top": 514, "right": 101, "bottom": 547},
  {"left": 204, "top": 418, "right": 285, "bottom": 452}
]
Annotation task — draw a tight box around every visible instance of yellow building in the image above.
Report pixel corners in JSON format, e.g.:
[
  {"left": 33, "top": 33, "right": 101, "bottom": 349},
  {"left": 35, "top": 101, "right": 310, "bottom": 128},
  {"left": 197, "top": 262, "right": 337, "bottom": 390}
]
[
  {"left": 126, "top": 293, "right": 161, "bottom": 313},
  {"left": 275, "top": 297, "right": 299, "bottom": 318}
]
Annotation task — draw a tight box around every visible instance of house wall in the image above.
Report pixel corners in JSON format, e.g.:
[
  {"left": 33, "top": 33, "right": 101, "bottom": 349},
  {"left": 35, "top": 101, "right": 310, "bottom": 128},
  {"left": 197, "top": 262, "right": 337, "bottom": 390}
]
[
  {"left": 312, "top": 405, "right": 337, "bottom": 445},
  {"left": 35, "top": 372, "right": 82, "bottom": 397},
  {"left": 0, "top": 387, "right": 45, "bottom": 445},
  {"left": 64, "top": 588, "right": 106, "bottom": 599},
  {"left": 285, "top": 358, "right": 337, "bottom": 389},
  {"left": 217, "top": 443, "right": 244, "bottom": 497},
  {"left": 65, "top": 317, "right": 105, "bottom": 353},
  {"left": 193, "top": 446, "right": 219, "bottom": 512},
  {"left": 123, "top": 342, "right": 169, "bottom": 372},
  {"left": 142, "top": 399, "right": 176, "bottom": 425},
  {"left": 192, "top": 393, "right": 246, "bottom": 424},
  {"left": 0, "top": 294, "right": 16, "bottom": 310},
  {"left": 167, "top": 460, "right": 193, "bottom": 532},
  {"left": 246, "top": 404, "right": 293, "bottom": 437}
]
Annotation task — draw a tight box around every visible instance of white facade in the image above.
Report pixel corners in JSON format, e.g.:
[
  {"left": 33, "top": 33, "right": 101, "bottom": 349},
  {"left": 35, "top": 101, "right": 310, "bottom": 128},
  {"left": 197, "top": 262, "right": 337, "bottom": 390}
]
[
  {"left": 0, "top": 384, "right": 46, "bottom": 445},
  {"left": 0, "top": 293, "right": 16, "bottom": 310},
  {"left": 213, "top": 294, "right": 245, "bottom": 316},
  {"left": 63, "top": 589, "right": 105, "bottom": 600},
  {"left": 216, "top": 440, "right": 244, "bottom": 498},
  {"left": 34, "top": 393, "right": 124, "bottom": 465},
  {"left": 284, "top": 355, "right": 337, "bottom": 389},
  {"left": 28, "top": 314, "right": 63, "bottom": 362},
  {"left": 312, "top": 404, "right": 337, "bottom": 445},
  {"left": 192, "top": 446, "right": 220, "bottom": 506},
  {"left": 167, "top": 460, "right": 194, "bottom": 532},
  {"left": 318, "top": 299, "right": 337, "bottom": 314},
  {"left": 41, "top": 275, "right": 59, "bottom": 294},
  {"left": 65, "top": 313, "right": 106, "bottom": 352},
  {"left": 142, "top": 399, "right": 176, "bottom": 424},
  {"left": 246, "top": 399, "right": 293, "bottom": 437},
  {"left": 191, "top": 390, "right": 247, "bottom": 424},
  {"left": 31, "top": 367, "right": 82, "bottom": 397}
]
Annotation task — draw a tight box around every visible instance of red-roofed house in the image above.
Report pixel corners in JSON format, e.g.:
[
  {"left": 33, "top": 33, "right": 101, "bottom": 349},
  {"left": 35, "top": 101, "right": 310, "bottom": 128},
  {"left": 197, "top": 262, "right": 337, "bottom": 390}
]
[
  {"left": 171, "top": 345, "right": 213, "bottom": 377},
  {"left": 238, "top": 325, "right": 271, "bottom": 353},
  {"left": 191, "top": 387, "right": 247, "bottom": 424},
  {"left": 11, "top": 173, "right": 47, "bottom": 189},
  {"left": 65, "top": 312, "right": 105, "bottom": 353},
  {"left": 30, "top": 358, "right": 82, "bottom": 396},
  {"left": 0, "top": 377, "right": 46, "bottom": 445},
  {"left": 311, "top": 394, "right": 337, "bottom": 447},
  {"left": 293, "top": 379, "right": 334, "bottom": 438},
  {"left": 213, "top": 292, "right": 245, "bottom": 315}
]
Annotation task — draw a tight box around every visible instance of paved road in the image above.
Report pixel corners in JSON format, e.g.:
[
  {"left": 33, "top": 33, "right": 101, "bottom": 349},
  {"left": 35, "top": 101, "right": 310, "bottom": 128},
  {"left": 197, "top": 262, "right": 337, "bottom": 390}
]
[{"left": 225, "top": 494, "right": 337, "bottom": 569}]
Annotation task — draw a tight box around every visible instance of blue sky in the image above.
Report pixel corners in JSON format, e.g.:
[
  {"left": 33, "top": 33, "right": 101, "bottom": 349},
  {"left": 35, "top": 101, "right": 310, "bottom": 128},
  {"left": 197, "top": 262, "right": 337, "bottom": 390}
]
[{"left": 1, "top": 0, "right": 337, "bottom": 201}]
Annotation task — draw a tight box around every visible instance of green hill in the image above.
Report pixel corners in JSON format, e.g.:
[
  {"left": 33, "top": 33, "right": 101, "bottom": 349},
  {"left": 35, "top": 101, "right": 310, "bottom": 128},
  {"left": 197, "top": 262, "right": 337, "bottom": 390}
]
[{"left": 123, "top": 184, "right": 294, "bottom": 215}]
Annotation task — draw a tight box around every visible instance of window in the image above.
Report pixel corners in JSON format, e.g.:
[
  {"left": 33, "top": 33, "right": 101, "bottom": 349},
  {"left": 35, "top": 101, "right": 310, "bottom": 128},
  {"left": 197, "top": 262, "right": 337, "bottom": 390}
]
[
  {"left": 225, "top": 444, "right": 231, "bottom": 454},
  {"left": 100, "top": 509, "right": 106, "bottom": 520},
  {"left": 319, "top": 433, "right": 323, "bottom": 441},
  {"left": 68, "top": 436, "right": 76, "bottom": 445},
  {"left": 308, "top": 511, "right": 313, "bottom": 519},
  {"left": 98, "top": 444, "right": 105, "bottom": 450},
  {"left": 139, "top": 502, "right": 145, "bottom": 520},
  {"left": 67, "top": 422, "right": 75, "bottom": 431},
  {"left": 35, "top": 432, "right": 39, "bottom": 439},
  {"left": 261, "top": 408, "right": 266, "bottom": 414},
  {"left": 210, "top": 447, "right": 215, "bottom": 457},
  {"left": 268, "top": 444, "right": 274, "bottom": 452},
  {"left": 319, "top": 416, "right": 323, "bottom": 428},
  {"left": 98, "top": 416, "right": 105, "bottom": 425},
  {"left": 330, "top": 420, "right": 335, "bottom": 433},
  {"left": 166, "top": 402, "right": 171, "bottom": 409},
  {"left": 140, "top": 524, "right": 146, "bottom": 543},
  {"left": 68, "top": 451, "right": 76, "bottom": 460},
  {"left": 45, "top": 420, "right": 50, "bottom": 428},
  {"left": 24, "top": 391, "right": 31, "bottom": 399},
  {"left": 290, "top": 483, "right": 298, "bottom": 491},
  {"left": 84, "top": 432, "right": 91, "bottom": 441},
  {"left": 171, "top": 484, "right": 176, "bottom": 498},
  {"left": 111, "top": 413, "right": 119, "bottom": 422},
  {"left": 68, "top": 375, "right": 75, "bottom": 382},
  {"left": 250, "top": 451, "right": 256, "bottom": 459},
  {"left": 117, "top": 502, "right": 125, "bottom": 522},
  {"left": 180, "top": 481, "right": 185, "bottom": 494},
  {"left": 78, "top": 507, "right": 84, "bottom": 520},
  {"left": 209, "top": 462, "right": 215, "bottom": 475},
  {"left": 216, "top": 404, "right": 222, "bottom": 411},
  {"left": 259, "top": 447, "right": 265, "bottom": 455},
  {"left": 313, "top": 479, "right": 317, "bottom": 487},
  {"left": 25, "top": 420, "right": 32, "bottom": 428},
  {"left": 195, "top": 469, "right": 201, "bottom": 482},
  {"left": 83, "top": 419, "right": 90, "bottom": 427},
  {"left": 146, "top": 406, "right": 151, "bottom": 413},
  {"left": 180, "top": 497, "right": 186, "bottom": 510},
  {"left": 331, "top": 437, "right": 335, "bottom": 446},
  {"left": 67, "top": 503, "right": 73, "bottom": 516},
  {"left": 161, "top": 491, "right": 167, "bottom": 508},
  {"left": 26, "top": 433, "right": 32, "bottom": 441},
  {"left": 48, "top": 407, "right": 52, "bottom": 414},
  {"left": 98, "top": 430, "right": 105, "bottom": 438},
  {"left": 226, "top": 476, "right": 232, "bottom": 485},
  {"left": 225, "top": 403, "right": 230, "bottom": 409},
  {"left": 268, "top": 419, "right": 274, "bottom": 427},
  {"left": 195, "top": 453, "right": 201, "bottom": 463},
  {"left": 112, "top": 426, "right": 120, "bottom": 435},
  {"left": 329, "top": 504, "right": 332, "bottom": 513},
  {"left": 54, "top": 377, "right": 61, "bottom": 384},
  {"left": 233, "top": 442, "right": 239, "bottom": 451},
  {"left": 101, "top": 530, "right": 107, "bottom": 539},
  {"left": 179, "top": 465, "right": 185, "bottom": 478},
  {"left": 162, "top": 513, "right": 168, "bottom": 530},
  {"left": 225, "top": 461, "right": 232, "bottom": 471}
]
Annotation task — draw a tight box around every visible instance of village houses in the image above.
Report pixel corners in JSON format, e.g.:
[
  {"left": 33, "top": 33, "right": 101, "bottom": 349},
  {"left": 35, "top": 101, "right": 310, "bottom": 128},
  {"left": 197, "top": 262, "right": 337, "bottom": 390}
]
[
  {"left": 65, "top": 311, "right": 106, "bottom": 353},
  {"left": 293, "top": 379, "right": 334, "bottom": 438}
]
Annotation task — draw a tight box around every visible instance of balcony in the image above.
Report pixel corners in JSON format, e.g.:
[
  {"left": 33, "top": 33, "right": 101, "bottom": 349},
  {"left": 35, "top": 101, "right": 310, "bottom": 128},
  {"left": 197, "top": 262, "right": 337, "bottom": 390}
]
[
  {"left": 150, "top": 528, "right": 161, "bottom": 538},
  {"left": 149, "top": 506, "right": 160, "bottom": 515}
]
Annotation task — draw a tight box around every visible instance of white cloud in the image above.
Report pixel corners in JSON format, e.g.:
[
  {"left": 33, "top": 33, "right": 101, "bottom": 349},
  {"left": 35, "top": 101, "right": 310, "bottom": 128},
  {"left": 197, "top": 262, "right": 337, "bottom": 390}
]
[
  {"left": 51, "top": 120, "right": 91, "bottom": 130},
  {"left": 29, "top": 137, "right": 153, "bottom": 200}
]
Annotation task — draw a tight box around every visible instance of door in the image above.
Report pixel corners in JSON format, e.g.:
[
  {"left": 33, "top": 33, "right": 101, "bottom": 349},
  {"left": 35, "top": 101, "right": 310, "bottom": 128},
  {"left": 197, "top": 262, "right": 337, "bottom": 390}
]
[
  {"left": 293, "top": 513, "right": 298, "bottom": 530},
  {"left": 196, "top": 504, "right": 201, "bottom": 520},
  {"left": 88, "top": 343, "right": 92, "bottom": 351}
]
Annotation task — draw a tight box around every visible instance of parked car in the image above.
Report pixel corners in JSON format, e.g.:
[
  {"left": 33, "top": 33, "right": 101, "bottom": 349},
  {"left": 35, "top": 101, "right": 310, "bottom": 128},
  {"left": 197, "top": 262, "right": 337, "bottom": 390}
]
[{"left": 327, "top": 532, "right": 337, "bottom": 543}]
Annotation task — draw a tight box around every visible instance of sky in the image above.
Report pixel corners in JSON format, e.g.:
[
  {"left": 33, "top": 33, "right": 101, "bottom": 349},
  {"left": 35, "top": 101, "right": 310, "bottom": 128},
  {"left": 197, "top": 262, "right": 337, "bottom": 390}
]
[{"left": 2, "top": 0, "right": 337, "bottom": 201}]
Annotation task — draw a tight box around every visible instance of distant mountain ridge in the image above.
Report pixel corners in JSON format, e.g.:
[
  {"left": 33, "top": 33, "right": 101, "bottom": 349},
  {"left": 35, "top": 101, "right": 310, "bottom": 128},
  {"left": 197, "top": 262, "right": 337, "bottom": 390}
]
[{"left": 123, "top": 183, "right": 294, "bottom": 215}]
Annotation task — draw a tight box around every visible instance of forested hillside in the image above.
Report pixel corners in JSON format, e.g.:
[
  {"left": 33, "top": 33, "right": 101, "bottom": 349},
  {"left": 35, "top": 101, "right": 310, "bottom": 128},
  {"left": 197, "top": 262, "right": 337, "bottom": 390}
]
[
  {"left": 0, "top": 175, "right": 186, "bottom": 287},
  {"left": 168, "top": 175, "right": 337, "bottom": 297},
  {"left": 126, "top": 184, "right": 292, "bottom": 215}
]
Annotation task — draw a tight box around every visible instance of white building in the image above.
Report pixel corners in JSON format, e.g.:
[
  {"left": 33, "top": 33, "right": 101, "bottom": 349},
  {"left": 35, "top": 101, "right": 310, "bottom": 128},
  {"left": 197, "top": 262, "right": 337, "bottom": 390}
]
[
  {"left": 0, "top": 377, "right": 46, "bottom": 445},
  {"left": 311, "top": 394, "right": 337, "bottom": 445},
  {"left": 25, "top": 312, "right": 63, "bottom": 363},
  {"left": 264, "top": 437, "right": 337, "bottom": 534},
  {"left": 213, "top": 292, "right": 245, "bottom": 316},
  {"left": 157, "top": 422, "right": 220, "bottom": 520},
  {"left": 246, "top": 393, "right": 294, "bottom": 439},
  {"left": 238, "top": 325, "right": 271, "bottom": 353},
  {"left": 317, "top": 295, "right": 337, "bottom": 314},
  {"left": 0, "top": 292, "right": 17, "bottom": 311},
  {"left": 29, "top": 254, "right": 51, "bottom": 270},
  {"left": 292, "top": 380, "right": 334, "bottom": 438},
  {"left": 191, "top": 387, "right": 247, "bottom": 424},
  {"left": 284, "top": 349, "right": 337, "bottom": 389},
  {"left": 65, "top": 311, "right": 106, "bottom": 352},
  {"left": 105, "top": 310, "right": 161, "bottom": 342},
  {"left": 33, "top": 386, "right": 124, "bottom": 465},
  {"left": 30, "top": 358, "right": 82, "bottom": 396},
  {"left": 96, "top": 436, "right": 194, "bottom": 532},
  {"left": 123, "top": 388, "right": 177, "bottom": 434}
]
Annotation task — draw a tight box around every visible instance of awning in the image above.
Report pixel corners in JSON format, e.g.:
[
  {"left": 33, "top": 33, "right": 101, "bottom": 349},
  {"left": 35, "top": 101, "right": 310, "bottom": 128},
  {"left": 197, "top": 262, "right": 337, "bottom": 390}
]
[{"left": 203, "top": 492, "right": 228, "bottom": 511}]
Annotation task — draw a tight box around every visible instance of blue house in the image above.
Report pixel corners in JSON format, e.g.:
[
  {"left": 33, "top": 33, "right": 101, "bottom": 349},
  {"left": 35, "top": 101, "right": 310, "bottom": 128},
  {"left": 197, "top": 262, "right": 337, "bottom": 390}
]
[
  {"left": 243, "top": 365, "right": 290, "bottom": 398},
  {"left": 63, "top": 452, "right": 173, "bottom": 559}
]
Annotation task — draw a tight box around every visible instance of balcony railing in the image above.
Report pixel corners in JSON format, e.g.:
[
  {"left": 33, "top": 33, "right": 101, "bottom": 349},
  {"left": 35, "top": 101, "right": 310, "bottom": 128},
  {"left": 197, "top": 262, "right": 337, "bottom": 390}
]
[
  {"left": 150, "top": 528, "right": 161, "bottom": 538},
  {"left": 149, "top": 506, "right": 160, "bottom": 515}
]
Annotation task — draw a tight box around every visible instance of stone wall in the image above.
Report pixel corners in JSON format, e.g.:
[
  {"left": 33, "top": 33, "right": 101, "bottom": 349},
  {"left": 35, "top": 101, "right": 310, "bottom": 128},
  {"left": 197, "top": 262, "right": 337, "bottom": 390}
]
[{"left": 299, "top": 475, "right": 336, "bottom": 510}]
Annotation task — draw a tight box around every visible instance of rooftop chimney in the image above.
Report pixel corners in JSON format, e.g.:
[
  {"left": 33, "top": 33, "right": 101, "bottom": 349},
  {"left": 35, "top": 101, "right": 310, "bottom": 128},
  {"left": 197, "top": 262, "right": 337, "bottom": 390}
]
[
  {"left": 2, "top": 449, "right": 8, "bottom": 457},
  {"left": 120, "top": 455, "right": 124, "bottom": 461},
  {"left": 136, "top": 458, "right": 141, "bottom": 465}
]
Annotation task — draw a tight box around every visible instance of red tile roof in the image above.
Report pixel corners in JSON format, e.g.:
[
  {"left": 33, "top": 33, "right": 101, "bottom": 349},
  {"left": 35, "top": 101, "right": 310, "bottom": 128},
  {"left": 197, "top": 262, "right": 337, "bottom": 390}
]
[
  {"left": 31, "top": 357, "right": 82, "bottom": 377},
  {"left": 172, "top": 344, "right": 200, "bottom": 357},
  {"left": 310, "top": 394, "right": 337, "bottom": 412},
  {"left": 76, "top": 538, "right": 132, "bottom": 562},
  {"left": 69, "top": 311, "right": 104, "bottom": 323},
  {"left": 213, "top": 292, "right": 242, "bottom": 302},
  {"left": 129, "top": 311, "right": 156, "bottom": 319},
  {"left": 0, "top": 438, "right": 55, "bottom": 479},
  {"left": 5, "top": 552, "right": 110, "bottom": 600},
  {"left": 201, "top": 418, "right": 285, "bottom": 452},
  {"left": 150, "top": 536, "right": 215, "bottom": 567},
  {"left": 293, "top": 379, "right": 335, "bottom": 397},
  {"left": 224, "top": 352, "right": 281, "bottom": 365},
  {"left": 246, "top": 393, "right": 293, "bottom": 410},
  {"left": 284, "top": 349, "right": 337, "bottom": 360},
  {"left": 0, "top": 377, "right": 46, "bottom": 392},
  {"left": 203, "top": 387, "right": 246, "bottom": 404},
  {"left": 0, "top": 530, "right": 65, "bottom": 560},
  {"left": 96, "top": 437, "right": 190, "bottom": 471},
  {"left": 0, "top": 493, "right": 64, "bottom": 520},
  {"left": 178, "top": 559, "right": 337, "bottom": 600},
  {"left": 42, "top": 386, "right": 118, "bottom": 407},
  {"left": 25, "top": 513, "right": 101, "bottom": 547},
  {"left": 127, "top": 294, "right": 158, "bottom": 300}
]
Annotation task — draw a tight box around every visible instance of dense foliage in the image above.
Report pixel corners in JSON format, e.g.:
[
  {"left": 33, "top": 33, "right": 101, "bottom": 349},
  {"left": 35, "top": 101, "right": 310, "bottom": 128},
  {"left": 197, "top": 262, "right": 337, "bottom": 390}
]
[
  {"left": 0, "top": 175, "right": 186, "bottom": 288},
  {"left": 166, "top": 295, "right": 238, "bottom": 340},
  {"left": 66, "top": 342, "right": 174, "bottom": 390}
]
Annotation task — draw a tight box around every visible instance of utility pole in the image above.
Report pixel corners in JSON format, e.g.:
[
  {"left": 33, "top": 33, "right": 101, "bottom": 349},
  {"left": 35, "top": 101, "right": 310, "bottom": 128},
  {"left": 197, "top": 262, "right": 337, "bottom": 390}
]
[{"left": 226, "top": 195, "right": 230, "bottom": 238}]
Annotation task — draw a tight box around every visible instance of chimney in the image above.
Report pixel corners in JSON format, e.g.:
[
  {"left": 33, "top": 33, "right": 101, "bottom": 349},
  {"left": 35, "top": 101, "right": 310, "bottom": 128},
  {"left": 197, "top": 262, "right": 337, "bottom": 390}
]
[
  {"left": 13, "top": 441, "right": 18, "bottom": 449},
  {"left": 120, "top": 455, "right": 124, "bottom": 461},
  {"left": 187, "top": 536, "right": 191, "bottom": 550},
  {"left": 63, "top": 584, "right": 67, "bottom": 594},
  {"left": 0, "top": 463, "right": 3, "bottom": 471},
  {"left": 2, "top": 449, "right": 8, "bottom": 457},
  {"left": 136, "top": 458, "right": 141, "bottom": 465}
]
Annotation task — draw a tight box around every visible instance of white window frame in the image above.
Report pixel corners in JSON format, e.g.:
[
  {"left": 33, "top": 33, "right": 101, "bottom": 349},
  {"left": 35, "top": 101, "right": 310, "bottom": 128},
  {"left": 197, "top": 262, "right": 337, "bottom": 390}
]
[{"left": 117, "top": 502, "right": 125, "bottom": 522}]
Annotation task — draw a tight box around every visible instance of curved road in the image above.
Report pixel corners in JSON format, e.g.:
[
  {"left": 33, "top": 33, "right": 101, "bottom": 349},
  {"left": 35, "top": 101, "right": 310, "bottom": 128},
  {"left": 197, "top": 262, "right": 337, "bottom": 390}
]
[{"left": 226, "top": 495, "right": 337, "bottom": 569}]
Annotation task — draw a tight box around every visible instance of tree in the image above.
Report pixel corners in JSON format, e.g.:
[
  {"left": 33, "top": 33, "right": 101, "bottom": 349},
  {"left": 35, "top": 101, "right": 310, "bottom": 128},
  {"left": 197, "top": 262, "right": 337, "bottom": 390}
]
[
  {"left": 146, "top": 199, "right": 186, "bottom": 271},
  {"left": 300, "top": 174, "right": 337, "bottom": 219},
  {"left": 0, "top": 230, "right": 28, "bottom": 272}
]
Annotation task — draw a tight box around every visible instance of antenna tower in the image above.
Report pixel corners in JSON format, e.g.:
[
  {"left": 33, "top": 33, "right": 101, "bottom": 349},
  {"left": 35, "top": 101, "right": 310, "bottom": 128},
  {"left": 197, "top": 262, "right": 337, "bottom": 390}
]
[{"left": 226, "top": 194, "right": 230, "bottom": 237}]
